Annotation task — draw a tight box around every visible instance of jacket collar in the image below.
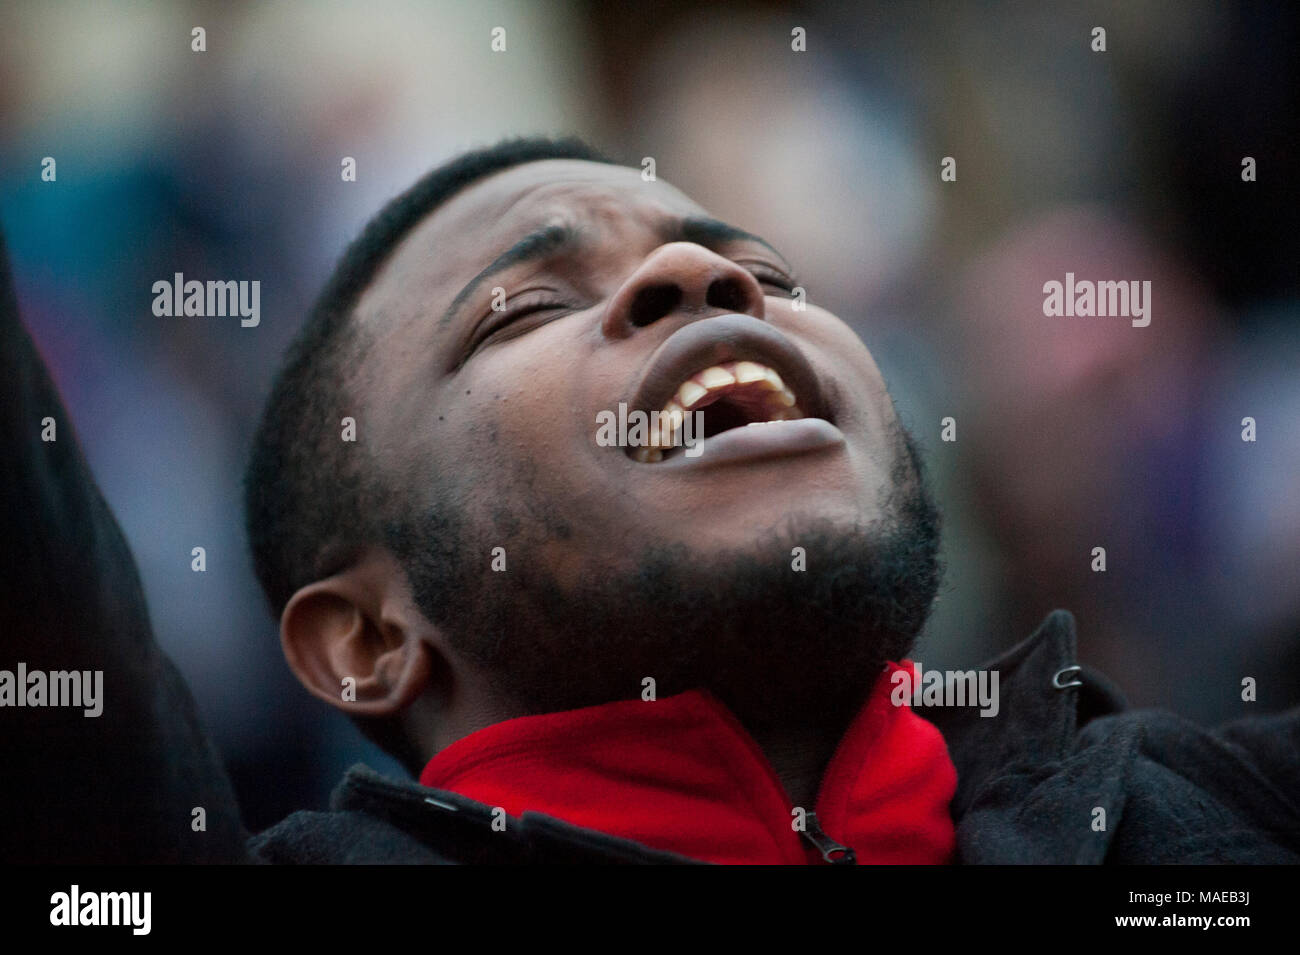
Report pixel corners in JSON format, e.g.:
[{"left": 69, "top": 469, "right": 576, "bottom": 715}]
[
  {"left": 412, "top": 662, "right": 956, "bottom": 865},
  {"left": 918, "top": 609, "right": 1132, "bottom": 863},
  {"left": 330, "top": 610, "right": 1129, "bottom": 864}
]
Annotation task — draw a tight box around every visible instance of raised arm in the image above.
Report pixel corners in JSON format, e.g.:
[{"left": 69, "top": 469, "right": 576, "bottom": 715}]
[{"left": 0, "top": 235, "right": 249, "bottom": 863}]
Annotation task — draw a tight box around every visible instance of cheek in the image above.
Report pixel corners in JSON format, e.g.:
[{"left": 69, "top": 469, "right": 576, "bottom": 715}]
[
  {"left": 435, "top": 342, "right": 635, "bottom": 585},
  {"left": 779, "top": 306, "right": 893, "bottom": 431},
  {"left": 460, "top": 327, "right": 589, "bottom": 458},
  {"left": 437, "top": 325, "right": 623, "bottom": 508}
]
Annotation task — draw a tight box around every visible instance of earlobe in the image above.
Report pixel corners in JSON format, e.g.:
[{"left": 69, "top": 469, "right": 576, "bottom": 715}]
[{"left": 280, "top": 572, "right": 435, "bottom": 718}]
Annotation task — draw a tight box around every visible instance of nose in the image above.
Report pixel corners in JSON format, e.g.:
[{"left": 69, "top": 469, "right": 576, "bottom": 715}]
[{"left": 601, "top": 241, "right": 767, "bottom": 339}]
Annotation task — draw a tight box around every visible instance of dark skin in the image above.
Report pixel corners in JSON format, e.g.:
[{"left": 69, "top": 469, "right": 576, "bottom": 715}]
[{"left": 280, "top": 160, "right": 907, "bottom": 809}]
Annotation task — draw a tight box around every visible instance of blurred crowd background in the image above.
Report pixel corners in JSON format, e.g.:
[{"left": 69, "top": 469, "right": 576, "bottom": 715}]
[{"left": 2, "top": 0, "right": 1296, "bottom": 830}]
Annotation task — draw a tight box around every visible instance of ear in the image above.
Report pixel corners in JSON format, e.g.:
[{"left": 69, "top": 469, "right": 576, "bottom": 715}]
[{"left": 280, "top": 553, "right": 437, "bottom": 718}]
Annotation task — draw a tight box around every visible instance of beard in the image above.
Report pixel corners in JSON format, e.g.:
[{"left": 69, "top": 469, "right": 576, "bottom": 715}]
[{"left": 385, "top": 420, "right": 942, "bottom": 733}]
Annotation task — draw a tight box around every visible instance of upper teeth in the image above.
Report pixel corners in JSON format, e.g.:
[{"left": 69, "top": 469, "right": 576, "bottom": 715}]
[
  {"left": 630, "top": 360, "right": 804, "bottom": 462},
  {"left": 669, "top": 361, "right": 798, "bottom": 414}
]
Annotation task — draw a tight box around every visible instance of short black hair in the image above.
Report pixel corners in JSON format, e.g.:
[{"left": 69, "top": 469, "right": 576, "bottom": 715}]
[{"left": 244, "top": 136, "right": 611, "bottom": 619}]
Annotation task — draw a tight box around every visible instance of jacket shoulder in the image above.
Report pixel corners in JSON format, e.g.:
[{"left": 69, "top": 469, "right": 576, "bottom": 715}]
[
  {"left": 249, "top": 764, "right": 704, "bottom": 864},
  {"left": 248, "top": 809, "right": 457, "bottom": 864},
  {"left": 934, "top": 610, "right": 1300, "bottom": 863},
  {"left": 1079, "top": 706, "right": 1300, "bottom": 863}
]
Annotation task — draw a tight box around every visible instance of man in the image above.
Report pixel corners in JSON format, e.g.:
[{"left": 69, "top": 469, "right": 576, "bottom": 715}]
[{"left": 3, "top": 138, "right": 1298, "bottom": 864}]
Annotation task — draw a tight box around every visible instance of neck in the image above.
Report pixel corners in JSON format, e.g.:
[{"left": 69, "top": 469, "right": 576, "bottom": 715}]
[
  {"left": 752, "top": 724, "right": 841, "bottom": 809},
  {"left": 746, "top": 686, "right": 867, "bottom": 808}
]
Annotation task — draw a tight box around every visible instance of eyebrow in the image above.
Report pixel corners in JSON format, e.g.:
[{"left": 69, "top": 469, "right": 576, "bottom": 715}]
[
  {"left": 441, "top": 223, "right": 580, "bottom": 327},
  {"left": 440, "top": 215, "right": 790, "bottom": 329}
]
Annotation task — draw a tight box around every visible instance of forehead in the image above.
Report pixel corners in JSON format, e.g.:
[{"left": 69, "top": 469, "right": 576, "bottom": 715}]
[{"left": 356, "top": 159, "right": 710, "bottom": 325}]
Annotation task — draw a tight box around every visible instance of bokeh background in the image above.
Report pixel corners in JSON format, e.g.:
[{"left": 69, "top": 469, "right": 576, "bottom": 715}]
[{"left": 2, "top": 0, "right": 1296, "bottom": 830}]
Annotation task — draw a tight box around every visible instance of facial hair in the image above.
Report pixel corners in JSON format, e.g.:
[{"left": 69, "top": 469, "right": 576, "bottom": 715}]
[{"left": 386, "top": 420, "right": 942, "bottom": 732}]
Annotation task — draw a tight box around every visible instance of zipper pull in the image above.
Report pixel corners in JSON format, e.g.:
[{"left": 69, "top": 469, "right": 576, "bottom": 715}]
[{"left": 800, "top": 811, "right": 857, "bottom": 865}]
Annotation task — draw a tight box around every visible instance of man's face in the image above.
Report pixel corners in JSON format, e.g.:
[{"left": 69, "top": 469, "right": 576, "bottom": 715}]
[{"left": 352, "top": 159, "right": 938, "bottom": 723}]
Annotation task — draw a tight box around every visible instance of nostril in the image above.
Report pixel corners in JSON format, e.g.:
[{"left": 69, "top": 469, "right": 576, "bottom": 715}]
[
  {"left": 629, "top": 283, "right": 683, "bottom": 328},
  {"left": 706, "top": 277, "right": 749, "bottom": 312}
]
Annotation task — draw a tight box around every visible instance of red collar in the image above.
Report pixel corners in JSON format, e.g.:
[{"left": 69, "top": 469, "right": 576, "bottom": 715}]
[{"left": 419, "top": 662, "right": 957, "bottom": 864}]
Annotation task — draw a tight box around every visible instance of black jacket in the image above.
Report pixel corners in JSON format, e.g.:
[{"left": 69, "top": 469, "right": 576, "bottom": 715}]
[
  {"left": 246, "top": 609, "right": 1300, "bottom": 864},
  {"left": 3, "top": 237, "right": 1297, "bottom": 865}
]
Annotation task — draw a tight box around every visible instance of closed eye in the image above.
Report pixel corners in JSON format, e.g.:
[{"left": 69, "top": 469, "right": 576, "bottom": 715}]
[
  {"left": 739, "top": 262, "right": 798, "bottom": 295},
  {"left": 470, "top": 294, "right": 575, "bottom": 352}
]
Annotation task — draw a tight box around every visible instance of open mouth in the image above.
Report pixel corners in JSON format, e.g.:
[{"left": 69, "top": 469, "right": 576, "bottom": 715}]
[
  {"left": 622, "top": 314, "right": 837, "bottom": 465},
  {"left": 629, "top": 360, "right": 805, "bottom": 462}
]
